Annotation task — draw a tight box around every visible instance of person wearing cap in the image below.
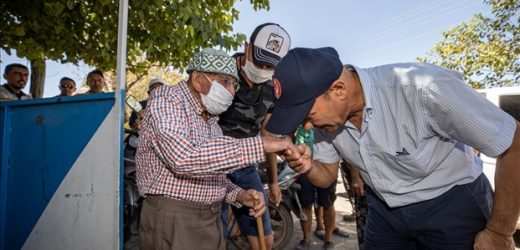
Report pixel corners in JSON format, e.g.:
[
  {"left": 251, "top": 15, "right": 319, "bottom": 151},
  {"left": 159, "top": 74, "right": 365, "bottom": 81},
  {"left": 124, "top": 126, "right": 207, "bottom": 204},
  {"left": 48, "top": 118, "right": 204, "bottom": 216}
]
[
  {"left": 217, "top": 23, "right": 290, "bottom": 250},
  {"left": 267, "top": 47, "right": 520, "bottom": 249},
  {"left": 135, "top": 48, "right": 298, "bottom": 250},
  {"left": 128, "top": 78, "right": 165, "bottom": 130},
  {"left": 57, "top": 77, "right": 77, "bottom": 97}
]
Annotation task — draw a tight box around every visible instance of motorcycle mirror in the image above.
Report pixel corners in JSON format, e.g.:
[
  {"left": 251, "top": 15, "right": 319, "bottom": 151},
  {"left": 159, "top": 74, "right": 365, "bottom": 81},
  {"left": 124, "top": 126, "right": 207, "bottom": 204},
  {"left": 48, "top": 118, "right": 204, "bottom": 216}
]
[{"left": 126, "top": 95, "right": 142, "bottom": 113}]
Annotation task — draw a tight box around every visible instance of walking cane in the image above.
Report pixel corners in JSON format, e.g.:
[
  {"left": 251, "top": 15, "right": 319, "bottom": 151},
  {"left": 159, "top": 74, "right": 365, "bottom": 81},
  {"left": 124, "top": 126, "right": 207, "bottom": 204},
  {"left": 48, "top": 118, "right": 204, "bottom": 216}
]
[{"left": 253, "top": 198, "right": 267, "bottom": 250}]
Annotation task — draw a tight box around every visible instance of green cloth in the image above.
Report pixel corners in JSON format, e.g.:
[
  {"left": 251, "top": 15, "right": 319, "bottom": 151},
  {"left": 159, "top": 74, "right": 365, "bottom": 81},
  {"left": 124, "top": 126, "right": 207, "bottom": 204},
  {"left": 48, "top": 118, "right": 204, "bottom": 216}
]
[{"left": 294, "top": 125, "right": 314, "bottom": 156}]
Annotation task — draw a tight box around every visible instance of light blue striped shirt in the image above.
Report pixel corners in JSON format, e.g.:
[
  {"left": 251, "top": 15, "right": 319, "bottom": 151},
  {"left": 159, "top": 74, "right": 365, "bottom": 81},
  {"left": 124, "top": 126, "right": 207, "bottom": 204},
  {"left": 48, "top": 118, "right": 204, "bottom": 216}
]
[{"left": 314, "top": 63, "right": 516, "bottom": 207}]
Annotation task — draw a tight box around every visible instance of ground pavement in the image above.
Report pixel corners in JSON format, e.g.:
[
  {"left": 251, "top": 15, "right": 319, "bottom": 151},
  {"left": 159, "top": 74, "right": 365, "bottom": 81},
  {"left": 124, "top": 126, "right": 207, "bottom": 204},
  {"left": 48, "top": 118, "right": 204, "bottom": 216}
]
[{"left": 285, "top": 176, "right": 360, "bottom": 250}]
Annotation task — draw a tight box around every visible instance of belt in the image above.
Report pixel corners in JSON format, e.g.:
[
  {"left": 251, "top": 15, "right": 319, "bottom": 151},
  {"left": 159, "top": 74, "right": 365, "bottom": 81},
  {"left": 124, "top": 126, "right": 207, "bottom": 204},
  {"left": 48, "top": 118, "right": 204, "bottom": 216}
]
[{"left": 145, "top": 195, "right": 221, "bottom": 214}]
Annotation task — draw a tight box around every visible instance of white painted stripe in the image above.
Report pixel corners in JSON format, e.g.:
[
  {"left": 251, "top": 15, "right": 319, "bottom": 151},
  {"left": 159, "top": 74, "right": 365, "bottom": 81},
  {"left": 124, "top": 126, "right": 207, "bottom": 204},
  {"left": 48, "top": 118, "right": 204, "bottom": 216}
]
[{"left": 23, "top": 107, "right": 120, "bottom": 250}]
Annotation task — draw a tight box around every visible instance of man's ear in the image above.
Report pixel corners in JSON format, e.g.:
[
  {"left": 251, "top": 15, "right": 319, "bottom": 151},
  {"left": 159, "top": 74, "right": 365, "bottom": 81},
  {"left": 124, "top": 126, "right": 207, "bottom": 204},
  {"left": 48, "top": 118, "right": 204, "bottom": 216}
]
[
  {"left": 329, "top": 80, "right": 347, "bottom": 100},
  {"left": 244, "top": 42, "right": 254, "bottom": 60},
  {"left": 191, "top": 71, "right": 211, "bottom": 95},
  {"left": 190, "top": 71, "right": 203, "bottom": 90}
]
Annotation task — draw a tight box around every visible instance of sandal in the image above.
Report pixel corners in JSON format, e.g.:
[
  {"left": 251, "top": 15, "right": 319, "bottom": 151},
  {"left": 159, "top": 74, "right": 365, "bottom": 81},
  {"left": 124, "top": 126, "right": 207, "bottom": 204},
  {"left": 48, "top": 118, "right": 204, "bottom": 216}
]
[
  {"left": 313, "top": 229, "right": 325, "bottom": 240},
  {"left": 333, "top": 227, "right": 349, "bottom": 238}
]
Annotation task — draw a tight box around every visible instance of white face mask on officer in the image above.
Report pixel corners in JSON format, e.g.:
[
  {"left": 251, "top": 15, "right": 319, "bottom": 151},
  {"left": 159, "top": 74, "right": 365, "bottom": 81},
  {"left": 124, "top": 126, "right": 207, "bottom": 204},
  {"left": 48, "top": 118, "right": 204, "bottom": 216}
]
[
  {"left": 242, "top": 60, "right": 274, "bottom": 84},
  {"left": 201, "top": 73, "right": 234, "bottom": 115}
]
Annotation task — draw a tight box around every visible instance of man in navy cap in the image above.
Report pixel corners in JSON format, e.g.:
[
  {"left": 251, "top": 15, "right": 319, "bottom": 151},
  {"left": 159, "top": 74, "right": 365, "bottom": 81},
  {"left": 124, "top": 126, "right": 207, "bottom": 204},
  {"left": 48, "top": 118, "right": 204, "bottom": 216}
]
[{"left": 267, "top": 47, "right": 520, "bottom": 249}]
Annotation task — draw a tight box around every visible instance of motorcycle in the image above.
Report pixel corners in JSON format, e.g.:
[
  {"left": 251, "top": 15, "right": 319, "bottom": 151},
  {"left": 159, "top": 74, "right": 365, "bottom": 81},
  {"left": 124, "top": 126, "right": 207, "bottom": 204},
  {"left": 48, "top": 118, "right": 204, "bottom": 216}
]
[
  {"left": 123, "top": 95, "right": 144, "bottom": 244},
  {"left": 227, "top": 160, "right": 305, "bottom": 250},
  {"left": 123, "top": 128, "right": 143, "bottom": 243}
]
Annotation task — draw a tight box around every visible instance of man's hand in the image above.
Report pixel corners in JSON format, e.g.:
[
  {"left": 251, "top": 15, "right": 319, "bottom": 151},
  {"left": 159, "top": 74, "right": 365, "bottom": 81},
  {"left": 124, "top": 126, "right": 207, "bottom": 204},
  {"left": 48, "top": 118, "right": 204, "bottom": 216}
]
[
  {"left": 284, "top": 144, "right": 313, "bottom": 174},
  {"left": 133, "top": 118, "right": 143, "bottom": 131},
  {"left": 351, "top": 174, "right": 365, "bottom": 197},
  {"left": 268, "top": 183, "right": 282, "bottom": 207},
  {"left": 474, "top": 228, "right": 515, "bottom": 250},
  {"left": 137, "top": 109, "right": 145, "bottom": 119},
  {"left": 347, "top": 164, "right": 365, "bottom": 196},
  {"left": 237, "top": 189, "right": 266, "bottom": 218},
  {"left": 263, "top": 136, "right": 299, "bottom": 156}
]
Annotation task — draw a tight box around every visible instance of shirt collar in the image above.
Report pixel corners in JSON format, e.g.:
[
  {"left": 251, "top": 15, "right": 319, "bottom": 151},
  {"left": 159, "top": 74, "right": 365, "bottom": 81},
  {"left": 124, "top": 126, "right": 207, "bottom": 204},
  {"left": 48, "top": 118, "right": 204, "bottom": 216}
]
[
  {"left": 343, "top": 66, "right": 373, "bottom": 131},
  {"left": 352, "top": 66, "right": 373, "bottom": 113},
  {"left": 3, "top": 84, "right": 27, "bottom": 99}
]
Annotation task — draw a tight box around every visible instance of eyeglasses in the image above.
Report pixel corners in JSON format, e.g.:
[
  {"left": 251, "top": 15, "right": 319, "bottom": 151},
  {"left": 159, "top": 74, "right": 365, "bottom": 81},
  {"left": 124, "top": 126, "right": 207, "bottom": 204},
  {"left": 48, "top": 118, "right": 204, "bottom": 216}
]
[
  {"left": 60, "top": 85, "right": 75, "bottom": 89},
  {"left": 205, "top": 73, "right": 239, "bottom": 91},
  {"left": 220, "top": 75, "right": 240, "bottom": 91}
]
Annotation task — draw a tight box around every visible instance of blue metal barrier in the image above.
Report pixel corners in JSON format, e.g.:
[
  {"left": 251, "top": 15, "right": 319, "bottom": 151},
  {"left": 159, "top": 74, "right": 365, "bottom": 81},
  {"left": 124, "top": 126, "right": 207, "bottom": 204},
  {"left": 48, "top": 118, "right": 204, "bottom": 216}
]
[{"left": 0, "top": 93, "right": 117, "bottom": 250}]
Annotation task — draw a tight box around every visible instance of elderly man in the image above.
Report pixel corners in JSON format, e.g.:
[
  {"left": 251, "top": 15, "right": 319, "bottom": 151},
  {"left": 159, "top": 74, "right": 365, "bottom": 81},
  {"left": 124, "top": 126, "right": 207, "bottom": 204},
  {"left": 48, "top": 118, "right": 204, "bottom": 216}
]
[
  {"left": 267, "top": 47, "right": 520, "bottom": 250},
  {"left": 1, "top": 63, "right": 32, "bottom": 101},
  {"left": 136, "top": 48, "right": 297, "bottom": 250}
]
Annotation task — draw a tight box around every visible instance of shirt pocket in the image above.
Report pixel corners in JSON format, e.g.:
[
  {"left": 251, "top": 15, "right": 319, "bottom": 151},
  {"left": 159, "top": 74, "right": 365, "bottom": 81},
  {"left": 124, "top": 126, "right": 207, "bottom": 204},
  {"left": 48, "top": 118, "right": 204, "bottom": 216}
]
[{"left": 382, "top": 139, "right": 452, "bottom": 181}]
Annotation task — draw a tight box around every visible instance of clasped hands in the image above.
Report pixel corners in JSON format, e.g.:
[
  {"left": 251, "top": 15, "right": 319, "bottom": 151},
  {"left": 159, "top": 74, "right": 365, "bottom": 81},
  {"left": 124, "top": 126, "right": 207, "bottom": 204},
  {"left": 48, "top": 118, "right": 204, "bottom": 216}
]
[{"left": 262, "top": 136, "right": 313, "bottom": 174}]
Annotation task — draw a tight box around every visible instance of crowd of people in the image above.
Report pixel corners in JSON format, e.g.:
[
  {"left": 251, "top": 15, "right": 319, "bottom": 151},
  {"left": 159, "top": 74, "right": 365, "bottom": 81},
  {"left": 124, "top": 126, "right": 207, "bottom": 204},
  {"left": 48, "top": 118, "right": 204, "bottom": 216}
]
[
  {"left": 0, "top": 63, "right": 108, "bottom": 102},
  {"left": 3, "top": 21, "right": 519, "bottom": 250}
]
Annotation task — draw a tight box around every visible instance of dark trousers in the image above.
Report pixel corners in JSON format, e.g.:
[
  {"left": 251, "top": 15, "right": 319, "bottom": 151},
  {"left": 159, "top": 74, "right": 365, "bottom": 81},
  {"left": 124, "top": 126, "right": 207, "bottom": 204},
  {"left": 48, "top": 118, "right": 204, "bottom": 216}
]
[
  {"left": 139, "top": 196, "right": 224, "bottom": 250},
  {"left": 364, "top": 174, "right": 493, "bottom": 250}
]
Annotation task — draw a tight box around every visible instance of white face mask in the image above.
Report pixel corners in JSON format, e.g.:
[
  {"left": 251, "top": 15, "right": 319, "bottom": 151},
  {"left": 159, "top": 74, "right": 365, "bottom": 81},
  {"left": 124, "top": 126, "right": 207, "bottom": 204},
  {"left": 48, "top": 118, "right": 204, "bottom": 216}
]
[
  {"left": 201, "top": 74, "right": 234, "bottom": 115},
  {"left": 242, "top": 60, "right": 274, "bottom": 84}
]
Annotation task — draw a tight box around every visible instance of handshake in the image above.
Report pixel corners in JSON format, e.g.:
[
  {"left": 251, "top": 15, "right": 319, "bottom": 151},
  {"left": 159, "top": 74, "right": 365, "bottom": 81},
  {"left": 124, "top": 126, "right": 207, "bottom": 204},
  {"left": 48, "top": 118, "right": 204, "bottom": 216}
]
[{"left": 262, "top": 135, "right": 313, "bottom": 174}]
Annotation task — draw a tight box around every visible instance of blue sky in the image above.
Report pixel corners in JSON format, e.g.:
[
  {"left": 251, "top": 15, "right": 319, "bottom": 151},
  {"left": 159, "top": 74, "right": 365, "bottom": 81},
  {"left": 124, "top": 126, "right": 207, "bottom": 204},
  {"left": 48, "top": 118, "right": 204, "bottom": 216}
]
[{"left": 0, "top": 0, "right": 489, "bottom": 97}]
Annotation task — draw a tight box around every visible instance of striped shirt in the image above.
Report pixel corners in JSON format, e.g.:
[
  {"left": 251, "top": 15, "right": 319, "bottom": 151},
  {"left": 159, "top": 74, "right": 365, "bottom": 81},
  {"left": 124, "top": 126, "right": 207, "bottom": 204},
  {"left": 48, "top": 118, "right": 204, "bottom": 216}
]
[
  {"left": 136, "top": 81, "right": 265, "bottom": 205},
  {"left": 314, "top": 63, "right": 516, "bottom": 207}
]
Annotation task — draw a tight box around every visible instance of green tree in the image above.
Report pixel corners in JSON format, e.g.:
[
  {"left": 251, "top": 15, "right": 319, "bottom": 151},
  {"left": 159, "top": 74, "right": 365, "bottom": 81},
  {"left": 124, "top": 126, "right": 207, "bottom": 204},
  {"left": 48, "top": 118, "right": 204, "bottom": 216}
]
[
  {"left": 105, "top": 65, "right": 185, "bottom": 126},
  {"left": 418, "top": 0, "right": 519, "bottom": 89},
  {"left": 0, "top": 0, "right": 269, "bottom": 97}
]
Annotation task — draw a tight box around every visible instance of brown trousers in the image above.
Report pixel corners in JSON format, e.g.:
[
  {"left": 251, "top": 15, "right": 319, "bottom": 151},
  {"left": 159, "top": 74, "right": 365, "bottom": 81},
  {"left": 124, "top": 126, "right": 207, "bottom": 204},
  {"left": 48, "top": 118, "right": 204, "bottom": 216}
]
[{"left": 139, "top": 196, "right": 224, "bottom": 250}]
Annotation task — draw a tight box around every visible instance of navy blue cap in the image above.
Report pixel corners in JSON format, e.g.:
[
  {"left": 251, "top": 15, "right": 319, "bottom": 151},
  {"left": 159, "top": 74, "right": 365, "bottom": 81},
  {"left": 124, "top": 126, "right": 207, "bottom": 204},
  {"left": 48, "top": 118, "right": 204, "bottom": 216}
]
[{"left": 266, "top": 47, "right": 343, "bottom": 134}]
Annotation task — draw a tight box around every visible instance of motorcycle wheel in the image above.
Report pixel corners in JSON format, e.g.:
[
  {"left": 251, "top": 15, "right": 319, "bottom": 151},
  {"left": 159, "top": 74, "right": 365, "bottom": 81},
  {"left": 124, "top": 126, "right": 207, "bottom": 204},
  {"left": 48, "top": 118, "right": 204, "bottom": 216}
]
[
  {"left": 123, "top": 206, "right": 131, "bottom": 242},
  {"left": 270, "top": 204, "right": 294, "bottom": 250},
  {"left": 229, "top": 203, "right": 294, "bottom": 250}
]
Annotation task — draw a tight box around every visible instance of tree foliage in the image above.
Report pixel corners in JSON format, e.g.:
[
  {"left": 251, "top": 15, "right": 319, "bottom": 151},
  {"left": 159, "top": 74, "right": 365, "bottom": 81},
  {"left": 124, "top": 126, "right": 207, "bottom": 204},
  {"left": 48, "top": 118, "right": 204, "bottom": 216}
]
[
  {"left": 0, "top": 0, "right": 269, "bottom": 95},
  {"left": 101, "top": 66, "right": 185, "bottom": 126},
  {"left": 418, "top": 0, "right": 519, "bottom": 89}
]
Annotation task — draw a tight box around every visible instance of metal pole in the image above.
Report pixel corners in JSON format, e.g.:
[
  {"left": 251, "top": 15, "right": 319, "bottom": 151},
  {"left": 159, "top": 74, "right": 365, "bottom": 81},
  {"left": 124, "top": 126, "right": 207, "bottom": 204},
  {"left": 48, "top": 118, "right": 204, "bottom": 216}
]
[
  {"left": 115, "top": 0, "right": 128, "bottom": 248},
  {"left": 116, "top": 0, "right": 128, "bottom": 93}
]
